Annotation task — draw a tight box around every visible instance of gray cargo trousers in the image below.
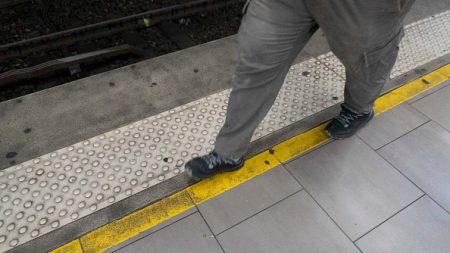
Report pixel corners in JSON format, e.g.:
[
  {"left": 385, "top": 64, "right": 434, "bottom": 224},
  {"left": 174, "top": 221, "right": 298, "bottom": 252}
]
[{"left": 215, "top": 0, "right": 415, "bottom": 160}]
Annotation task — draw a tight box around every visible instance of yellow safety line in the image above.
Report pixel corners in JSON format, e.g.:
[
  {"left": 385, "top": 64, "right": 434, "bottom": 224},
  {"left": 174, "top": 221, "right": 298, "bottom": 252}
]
[
  {"left": 50, "top": 240, "right": 83, "bottom": 253},
  {"left": 79, "top": 191, "right": 194, "bottom": 253},
  {"left": 437, "top": 64, "right": 450, "bottom": 77},
  {"left": 373, "top": 69, "right": 448, "bottom": 115},
  {"left": 271, "top": 124, "right": 330, "bottom": 164},
  {"left": 187, "top": 150, "right": 281, "bottom": 204},
  {"left": 50, "top": 64, "right": 449, "bottom": 253}
]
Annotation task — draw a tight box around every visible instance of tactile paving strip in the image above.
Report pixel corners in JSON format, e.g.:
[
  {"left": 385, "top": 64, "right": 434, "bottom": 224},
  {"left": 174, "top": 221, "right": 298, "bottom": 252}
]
[
  {"left": 0, "top": 10, "right": 449, "bottom": 252},
  {"left": 254, "top": 61, "right": 344, "bottom": 139},
  {"left": 318, "top": 10, "right": 450, "bottom": 79},
  {"left": 0, "top": 58, "right": 344, "bottom": 252}
]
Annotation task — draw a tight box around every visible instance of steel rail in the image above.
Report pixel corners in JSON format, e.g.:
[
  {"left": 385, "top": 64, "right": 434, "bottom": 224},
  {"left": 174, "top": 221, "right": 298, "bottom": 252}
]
[
  {"left": 0, "top": 44, "right": 145, "bottom": 87},
  {"left": 0, "top": 0, "right": 242, "bottom": 62}
]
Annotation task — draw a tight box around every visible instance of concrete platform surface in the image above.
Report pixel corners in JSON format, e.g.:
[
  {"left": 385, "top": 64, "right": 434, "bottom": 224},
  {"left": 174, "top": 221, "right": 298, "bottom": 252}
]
[
  {"left": 1, "top": 0, "right": 449, "bottom": 171},
  {"left": 0, "top": 1, "right": 449, "bottom": 252},
  {"left": 109, "top": 80, "right": 450, "bottom": 253}
]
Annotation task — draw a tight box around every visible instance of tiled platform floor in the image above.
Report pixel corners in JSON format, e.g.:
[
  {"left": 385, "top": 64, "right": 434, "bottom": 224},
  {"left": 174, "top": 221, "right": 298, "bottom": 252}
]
[{"left": 106, "top": 81, "right": 450, "bottom": 253}]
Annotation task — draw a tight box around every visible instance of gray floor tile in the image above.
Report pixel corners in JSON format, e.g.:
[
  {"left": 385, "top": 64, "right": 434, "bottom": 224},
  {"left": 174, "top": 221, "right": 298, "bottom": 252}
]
[
  {"left": 357, "top": 103, "right": 429, "bottom": 149},
  {"left": 412, "top": 85, "right": 450, "bottom": 131},
  {"left": 217, "top": 191, "right": 359, "bottom": 253},
  {"left": 106, "top": 208, "right": 197, "bottom": 253},
  {"left": 356, "top": 196, "right": 450, "bottom": 253},
  {"left": 113, "top": 213, "right": 222, "bottom": 253},
  {"left": 378, "top": 121, "right": 450, "bottom": 212},
  {"left": 198, "top": 166, "right": 301, "bottom": 235},
  {"left": 285, "top": 137, "right": 423, "bottom": 240}
]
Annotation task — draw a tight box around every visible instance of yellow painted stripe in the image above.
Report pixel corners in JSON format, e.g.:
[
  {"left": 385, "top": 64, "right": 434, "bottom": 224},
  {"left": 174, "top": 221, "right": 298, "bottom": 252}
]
[
  {"left": 80, "top": 191, "right": 194, "bottom": 253},
  {"left": 49, "top": 239, "right": 83, "bottom": 253},
  {"left": 53, "top": 63, "right": 448, "bottom": 253},
  {"left": 271, "top": 124, "right": 330, "bottom": 163},
  {"left": 437, "top": 63, "right": 450, "bottom": 77},
  {"left": 374, "top": 69, "right": 448, "bottom": 115},
  {"left": 187, "top": 150, "right": 280, "bottom": 204}
]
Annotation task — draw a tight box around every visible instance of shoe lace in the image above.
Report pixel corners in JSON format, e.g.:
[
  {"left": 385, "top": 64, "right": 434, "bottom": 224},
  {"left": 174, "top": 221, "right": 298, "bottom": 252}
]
[
  {"left": 202, "top": 152, "right": 230, "bottom": 169},
  {"left": 335, "top": 110, "right": 360, "bottom": 127}
]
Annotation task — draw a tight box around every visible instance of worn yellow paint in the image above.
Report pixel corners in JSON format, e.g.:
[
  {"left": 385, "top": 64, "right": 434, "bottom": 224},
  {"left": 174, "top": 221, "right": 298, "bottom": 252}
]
[
  {"left": 437, "top": 63, "right": 450, "bottom": 77},
  {"left": 51, "top": 63, "right": 449, "bottom": 253},
  {"left": 187, "top": 150, "right": 280, "bottom": 204},
  {"left": 271, "top": 124, "right": 330, "bottom": 163},
  {"left": 374, "top": 66, "right": 448, "bottom": 115},
  {"left": 79, "top": 191, "right": 194, "bottom": 253},
  {"left": 49, "top": 240, "right": 83, "bottom": 253}
]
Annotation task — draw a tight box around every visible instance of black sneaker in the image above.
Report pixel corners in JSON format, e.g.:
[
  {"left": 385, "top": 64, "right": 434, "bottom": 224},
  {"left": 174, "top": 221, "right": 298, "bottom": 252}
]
[
  {"left": 325, "top": 106, "right": 374, "bottom": 139},
  {"left": 185, "top": 151, "right": 244, "bottom": 180}
]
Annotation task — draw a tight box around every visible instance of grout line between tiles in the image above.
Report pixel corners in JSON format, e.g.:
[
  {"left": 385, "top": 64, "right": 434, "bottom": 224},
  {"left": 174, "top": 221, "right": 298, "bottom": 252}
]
[
  {"left": 109, "top": 211, "right": 199, "bottom": 253},
  {"left": 213, "top": 189, "right": 303, "bottom": 237},
  {"left": 361, "top": 119, "right": 432, "bottom": 151},
  {"left": 196, "top": 206, "right": 227, "bottom": 253},
  {"left": 281, "top": 164, "right": 361, "bottom": 251},
  {"left": 353, "top": 194, "right": 426, "bottom": 243},
  {"left": 377, "top": 147, "right": 450, "bottom": 215}
]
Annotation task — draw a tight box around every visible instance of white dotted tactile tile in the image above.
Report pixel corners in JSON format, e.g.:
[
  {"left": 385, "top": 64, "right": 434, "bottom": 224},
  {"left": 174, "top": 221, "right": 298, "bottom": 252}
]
[
  {"left": 0, "top": 57, "right": 344, "bottom": 252},
  {"left": 318, "top": 10, "right": 450, "bottom": 79},
  {"left": 252, "top": 60, "right": 345, "bottom": 139},
  {"left": 0, "top": 96, "right": 224, "bottom": 251},
  {"left": 391, "top": 10, "right": 450, "bottom": 78},
  {"left": 0, "top": 11, "right": 449, "bottom": 252},
  {"left": 317, "top": 52, "right": 346, "bottom": 78}
]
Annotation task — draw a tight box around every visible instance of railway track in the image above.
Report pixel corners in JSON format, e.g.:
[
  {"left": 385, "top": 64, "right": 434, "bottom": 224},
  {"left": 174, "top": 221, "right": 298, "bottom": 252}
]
[
  {"left": 0, "top": 0, "right": 242, "bottom": 61},
  {"left": 0, "top": 0, "right": 244, "bottom": 100}
]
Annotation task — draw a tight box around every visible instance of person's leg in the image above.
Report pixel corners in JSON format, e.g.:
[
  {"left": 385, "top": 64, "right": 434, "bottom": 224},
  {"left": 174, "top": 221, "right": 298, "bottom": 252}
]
[
  {"left": 214, "top": 0, "right": 318, "bottom": 160},
  {"left": 185, "top": 0, "right": 319, "bottom": 179},
  {"left": 306, "top": 0, "right": 415, "bottom": 138}
]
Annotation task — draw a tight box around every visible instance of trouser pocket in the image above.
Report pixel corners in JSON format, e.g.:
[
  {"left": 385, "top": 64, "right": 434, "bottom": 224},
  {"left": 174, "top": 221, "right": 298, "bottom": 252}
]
[{"left": 363, "top": 29, "right": 403, "bottom": 83}]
